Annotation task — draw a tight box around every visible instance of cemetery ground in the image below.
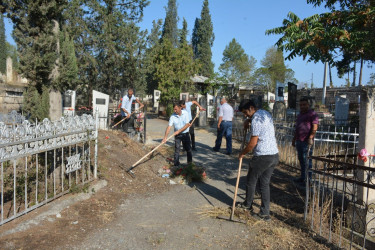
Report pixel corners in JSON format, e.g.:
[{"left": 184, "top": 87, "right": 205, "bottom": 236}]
[{"left": 0, "top": 117, "right": 337, "bottom": 249}]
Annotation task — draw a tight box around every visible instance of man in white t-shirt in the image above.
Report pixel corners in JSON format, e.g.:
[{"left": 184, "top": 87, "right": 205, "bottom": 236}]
[
  {"left": 162, "top": 103, "right": 192, "bottom": 167},
  {"left": 179, "top": 99, "right": 205, "bottom": 151},
  {"left": 121, "top": 88, "right": 144, "bottom": 132}
]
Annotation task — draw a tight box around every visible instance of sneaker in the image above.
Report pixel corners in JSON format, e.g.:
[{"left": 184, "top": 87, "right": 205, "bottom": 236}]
[
  {"left": 236, "top": 202, "right": 253, "bottom": 212},
  {"left": 252, "top": 213, "right": 271, "bottom": 222}
]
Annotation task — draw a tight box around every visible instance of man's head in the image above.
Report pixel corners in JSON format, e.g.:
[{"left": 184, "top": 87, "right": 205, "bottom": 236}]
[
  {"left": 299, "top": 97, "right": 310, "bottom": 113},
  {"left": 127, "top": 88, "right": 134, "bottom": 97},
  {"left": 173, "top": 103, "right": 182, "bottom": 115},
  {"left": 239, "top": 99, "right": 257, "bottom": 118},
  {"left": 179, "top": 100, "right": 186, "bottom": 109},
  {"left": 220, "top": 97, "right": 227, "bottom": 105}
]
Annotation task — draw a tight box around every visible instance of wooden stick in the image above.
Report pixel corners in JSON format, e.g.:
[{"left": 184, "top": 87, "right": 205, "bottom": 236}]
[
  {"left": 230, "top": 158, "right": 243, "bottom": 220},
  {"left": 112, "top": 107, "right": 142, "bottom": 128},
  {"left": 127, "top": 133, "right": 175, "bottom": 171},
  {"left": 230, "top": 130, "right": 247, "bottom": 220}
]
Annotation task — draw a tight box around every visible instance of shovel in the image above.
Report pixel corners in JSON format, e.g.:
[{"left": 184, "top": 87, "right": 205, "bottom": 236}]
[{"left": 126, "top": 109, "right": 201, "bottom": 177}]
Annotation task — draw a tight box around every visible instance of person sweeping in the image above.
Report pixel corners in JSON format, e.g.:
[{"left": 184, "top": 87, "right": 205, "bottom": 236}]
[{"left": 237, "top": 100, "right": 279, "bottom": 221}]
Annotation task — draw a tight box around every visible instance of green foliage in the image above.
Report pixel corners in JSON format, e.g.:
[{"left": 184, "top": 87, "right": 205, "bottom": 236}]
[
  {"left": 219, "top": 38, "right": 256, "bottom": 88},
  {"left": 57, "top": 30, "right": 78, "bottom": 91},
  {"left": 161, "top": 0, "right": 179, "bottom": 47},
  {"left": 266, "top": 1, "right": 375, "bottom": 77},
  {"left": 255, "top": 47, "right": 296, "bottom": 92},
  {"left": 192, "top": 0, "right": 214, "bottom": 77},
  {"left": 23, "top": 85, "right": 50, "bottom": 122},
  {"left": 172, "top": 162, "right": 206, "bottom": 183},
  {"left": 6, "top": 42, "right": 18, "bottom": 70},
  {"left": 154, "top": 39, "right": 197, "bottom": 104},
  {"left": 0, "top": 14, "right": 6, "bottom": 74},
  {"left": 179, "top": 18, "right": 188, "bottom": 45},
  {"left": 166, "top": 103, "right": 173, "bottom": 117}
]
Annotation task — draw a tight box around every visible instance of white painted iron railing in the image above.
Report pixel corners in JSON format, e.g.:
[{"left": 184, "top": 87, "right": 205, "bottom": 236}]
[{"left": 0, "top": 112, "right": 98, "bottom": 226}]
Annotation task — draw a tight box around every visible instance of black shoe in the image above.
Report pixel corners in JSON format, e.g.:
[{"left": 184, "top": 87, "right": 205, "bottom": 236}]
[
  {"left": 252, "top": 213, "right": 271, "bottom": 222},
  {"left": 226, "top": 152, "right": 231, "bottom": 156},
  {"left": 236, "top": 202, "right": 253, "bottom": 212},
  {"left": 212, "top": 147, "right": 219, "bottom": 152}
]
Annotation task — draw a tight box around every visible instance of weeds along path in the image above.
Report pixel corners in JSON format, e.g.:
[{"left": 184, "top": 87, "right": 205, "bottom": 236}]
[{"left": 0, "top": 117, "right": 332, "bottom": 249}]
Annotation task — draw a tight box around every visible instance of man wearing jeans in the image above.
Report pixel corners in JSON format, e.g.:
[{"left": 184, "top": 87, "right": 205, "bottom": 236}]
[
  {"left": 238, "top": 100, "right": 279, "bottom": 221},
  {"left": 213, "top": 97, "right": 234, "bottom": 155},
  {"left": 292, "top": 97, "right": 319, "bottom": 183},
  {"left": 162, "top": 103, "right": 192, "bottom": 167}
]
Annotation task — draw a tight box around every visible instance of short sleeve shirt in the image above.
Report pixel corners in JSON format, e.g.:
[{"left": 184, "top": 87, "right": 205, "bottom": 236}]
[
  {"left": 121, "top": 95, "right": 137, "bottom": 116},
  {"left": 251, "top": 109, "right": 278, "bottom": 156},
  {"left": 185, "top": 102, "right": 193, "bottom": 121},
  {"left": 295, "top": 110, "right": 319, "bottom": 141},
  {"left": 169, "top": 110, "right": 190, "bottom": 133},
  {"left": 219, "top": 103, "right": 234, "bottom": 121}
]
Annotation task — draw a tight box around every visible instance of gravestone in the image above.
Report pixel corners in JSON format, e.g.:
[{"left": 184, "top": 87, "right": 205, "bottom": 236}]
[
  {"left": 334, "top": 96, "right": 349, "bottom": 125},
  {"left": 273, "top": 101, "right": 286, "bottom": 121},
  {"left": 49, "top": 89, "right": 62, "bottom": 121},
  {"left": 93, "top": 90, "right": 109, "bottom": 129}
]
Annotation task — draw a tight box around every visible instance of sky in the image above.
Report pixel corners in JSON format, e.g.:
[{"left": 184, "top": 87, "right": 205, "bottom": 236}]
[{"left": 4, "top": 0, "right": 374, "bottom": 87}]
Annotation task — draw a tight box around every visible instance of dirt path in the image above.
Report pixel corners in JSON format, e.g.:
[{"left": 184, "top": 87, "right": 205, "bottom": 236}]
[{"left": 0, "top": 116, "right": 334, "bottom": 249}]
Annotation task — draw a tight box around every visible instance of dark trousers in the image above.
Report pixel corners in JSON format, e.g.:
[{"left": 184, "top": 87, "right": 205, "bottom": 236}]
[
  {"left": 174, "top": 133, "right": 192, "bottom": 166},
  {"left": 296, "top": 140, "right": 313, "bottom": 180},
  {"left": 121, "top": 115, "right": 134, "bottom": 132},
  {"left": 189, "top": 123, "right": 195, "bottom": 149},
  {"left": 213, "top": 121, "right": 232, "bottom": 154},
  {"left": 245, "top": 154, "right": 279, "bottom": 216}
]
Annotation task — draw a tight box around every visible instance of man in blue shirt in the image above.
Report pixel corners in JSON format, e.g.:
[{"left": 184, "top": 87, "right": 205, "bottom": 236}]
[
  {"left": 178, "top": 99, "right": 205, "bottom": 151},
  {"left": 121, "top": 88, "right": 144, "bottom": 132},
  {"left": 238, "top": 100, "right": 279, "bottom": 222},
  {"left": 162, "top": 103, "right": 192, "bottom": 167}
]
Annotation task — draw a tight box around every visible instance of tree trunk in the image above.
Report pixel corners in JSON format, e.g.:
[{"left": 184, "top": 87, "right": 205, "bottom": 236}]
[
  {"left": 329, "top": 64, "right": 333, "bottom": 87},
  {"left": 359, "top": 57, "right": 363, "bottom": 86}
]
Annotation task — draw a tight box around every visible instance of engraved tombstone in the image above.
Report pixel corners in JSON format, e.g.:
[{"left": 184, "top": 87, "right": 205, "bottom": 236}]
[
  {"left": 334, "top": 96, "right": 349, "bottom": 126},
  {"left": 273, "top": 101, "right": 286, "bottom": 121}
]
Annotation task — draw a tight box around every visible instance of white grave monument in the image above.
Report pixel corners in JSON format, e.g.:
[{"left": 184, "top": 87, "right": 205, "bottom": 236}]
[
  {"left": 63, "top": 90, "right": 76, "bottom": 116},
  {"left": 92, "top": 90, "right": 109, "bottom": 129}
]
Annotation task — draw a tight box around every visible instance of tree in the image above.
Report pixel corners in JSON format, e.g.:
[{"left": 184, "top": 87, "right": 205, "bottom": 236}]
[
  {"left": 266, "top": 0, "right": 375, "bottom": 85},
  {"left": 179, "top": 17, "right": 188, "bottom": 45},
  {"left": 161, "top": 0, "right": 178, "bottom": 47},
  {"left": 191, "top": 0, "right": 214, "bottom": 77},
  {"left": 219, "top": 38, "right": 256, "bottom": 88},
  {"left": 6, "top": 42, "right": 18, "bottom": 70},
  {"left": 255, "top": 47, "right": 296, "bottom": 92},
  {"left": 57, "top": 30, "right": 78, "bottom": 91},
  {"left": 3, "top": 0, "right": 67, "bottom": 92},
  {"left": 0, "top": 14, "right": 6, "bottom": 74}
]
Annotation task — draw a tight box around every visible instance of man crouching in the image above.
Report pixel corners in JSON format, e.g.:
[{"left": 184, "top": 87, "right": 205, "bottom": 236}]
[{"left": 162, "top": 103, "right": 192, "bottom": 167}]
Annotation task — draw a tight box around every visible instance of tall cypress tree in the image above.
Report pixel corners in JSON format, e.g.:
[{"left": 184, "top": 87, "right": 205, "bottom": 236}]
[
  {"left": 179, "top": 18, "right": 188, "bottom": 45},
  {"left": 192, "top": 0, "right": 214, "bottom": 77},
  {"left": 191, "top": 18, "right": 199, "bottom": 58},
  {"left": 0, "top": 14, "right": 6, "bottom": 74},
  {"left": 161, "top": 0, "right": 179, "bottom": 47}
]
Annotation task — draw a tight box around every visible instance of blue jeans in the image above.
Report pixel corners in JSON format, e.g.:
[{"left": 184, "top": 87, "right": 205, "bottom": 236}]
[
  {"left": 213, "top": 121, "right": 232, "bottom": 154},
  {"left": 296, "top": 140, "right": 313, "bottom": 180}
]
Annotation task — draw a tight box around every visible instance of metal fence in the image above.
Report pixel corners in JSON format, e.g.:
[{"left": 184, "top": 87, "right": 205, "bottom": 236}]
[
  {"left": 0, "top": 113, "right": 98, "bottom": 226},
  {"left": 275, "top": 123, "right": 375, "bottom": 248},
  {"left": 304, "top": 155, "right": 375, "bottom": 249},
  {"left": 275, "top": 122, "right": 359, "bottom": 171}
]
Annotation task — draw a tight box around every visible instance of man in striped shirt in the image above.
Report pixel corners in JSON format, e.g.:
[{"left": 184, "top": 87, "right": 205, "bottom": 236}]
[{"left": 213, "top": 97, "right": 234, "bottom": 155}]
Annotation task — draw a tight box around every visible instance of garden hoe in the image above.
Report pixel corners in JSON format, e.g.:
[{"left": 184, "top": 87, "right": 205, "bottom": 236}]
[
  {"left": 126, "top": 109, "right": 200, "bottom": 178},
  {"left": 217, "top": 129, "right": 248, "bottom": 224}
]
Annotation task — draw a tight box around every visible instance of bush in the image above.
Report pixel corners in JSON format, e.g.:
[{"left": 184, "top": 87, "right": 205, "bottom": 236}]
[
  {"left": 166, "top": 103, "right": 174, "bottom": 117},
  {"left": 23, "top": 85, "right": 50, "bottom": 122}
]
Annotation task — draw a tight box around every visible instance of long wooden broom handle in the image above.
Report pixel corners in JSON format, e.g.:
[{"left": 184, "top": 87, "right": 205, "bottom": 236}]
[
  {"left": 112, "top": 107, "right": 142, "bottom": 128},
  {"left": 131, "top": 133, "right": 175, "bottom": 168}
]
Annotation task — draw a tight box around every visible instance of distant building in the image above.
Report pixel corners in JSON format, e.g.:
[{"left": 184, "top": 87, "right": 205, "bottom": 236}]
[{"left": 0, "top": 57, "right": 28, "bottom": 114}]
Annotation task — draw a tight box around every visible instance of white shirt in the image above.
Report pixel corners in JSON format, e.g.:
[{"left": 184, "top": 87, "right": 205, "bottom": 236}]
[
  {"left": 121, "top": 95, "right": 136, "bottom": 116},
  {"left": 169, "top": 110, "right": 190, "bottom": 133},
  {"left": 219, "top": 103, "right": 234, "bottom": 121},
  {"left": 184, "top": 101, "right": 193, "bottom": 121}
]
